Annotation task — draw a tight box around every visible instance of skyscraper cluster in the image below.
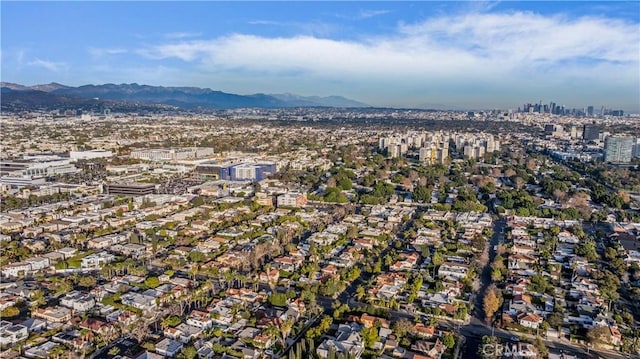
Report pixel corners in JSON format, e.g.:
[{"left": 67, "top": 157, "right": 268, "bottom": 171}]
[{"left": 518, "top": 101, "right": 624, "bottom": 117}]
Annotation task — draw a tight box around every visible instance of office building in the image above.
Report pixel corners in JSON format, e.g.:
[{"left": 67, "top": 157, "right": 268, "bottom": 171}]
[
  {"left": 604, "top": 136, "right": 634, "bottom": 163},
  {"left": 230, "top": 163, "right": 277, "bottom": 181},
  {"left": 0, "top": 157, "right": 79, "bottom": 177},
  {"left": 69, "top": 150, "right": 114, "bottom": 160},
  {"left": 195, "top": 162, "right": 276, "bottom": 181},
  {"left": 583, "top": 124, "right": 600, "bottom": 141},
  {"left": 130, "top": 147, "right": 214, "bottom": 162},
  {"left": 634, "top": 138, "right": 640, "bottom": 158}
]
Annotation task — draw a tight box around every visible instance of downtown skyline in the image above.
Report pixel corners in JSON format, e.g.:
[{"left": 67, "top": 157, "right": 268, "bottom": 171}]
[{"left": 1, "top": 1, "right": 639, "bottom": 112}]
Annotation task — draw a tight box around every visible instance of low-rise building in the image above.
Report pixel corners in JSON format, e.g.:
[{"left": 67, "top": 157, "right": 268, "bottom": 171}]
[
  {"left": 80, "top": 252, "right": 115, "bottom": 269},
  {"left": 1, "top": 262, "right": 32, "bottom": 278},
  {"left": 0, "top": 321, "right": 28, "bottom": 346},
  {"left": 317, "top": 323, "right": 365, "bottom": 359},
  {"left": 33, "top": 306, "right": 73, "bottom": 323},
  {"left": 60, "top": 291, "right": 96, "bottom": 312},
  {"left": 155, "top": 338, "right": 183, "bottom": 357},
  {"left": 277, "top": 192, "right": 307, "bottom": 208}
]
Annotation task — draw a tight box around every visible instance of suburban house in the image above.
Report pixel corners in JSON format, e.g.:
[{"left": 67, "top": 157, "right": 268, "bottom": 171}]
[{"left": 518, "top": 313, "right": 543, "bottom": 329}]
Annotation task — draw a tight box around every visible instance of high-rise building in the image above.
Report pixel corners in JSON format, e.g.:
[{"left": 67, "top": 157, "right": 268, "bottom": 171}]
[
  {"left": 634, "top": 138, "right": 640, "bottom": 158},
  {"left": 583, "top": 124, "right": 600, "bottom": 141},
  {"left": 604, "top": 136, "right": 634, "bottom": 163},
  {"left": 587, "top": 106, "right": 594, "bottom": 117},
  {"left": 419, "top": 146, "right": 436, "bottom": 164}
]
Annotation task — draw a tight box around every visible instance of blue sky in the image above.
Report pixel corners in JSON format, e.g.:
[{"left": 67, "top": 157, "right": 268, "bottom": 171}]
[{"left": 2, "top": 1, "right": 639, "bottom": 111}]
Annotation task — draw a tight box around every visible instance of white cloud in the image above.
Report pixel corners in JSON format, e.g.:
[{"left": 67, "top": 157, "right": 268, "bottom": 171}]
[
  {"left": 145, "top": 12, "right": 637, "bottom": 73},
  {"left": 27, "top": 58, "right": 67, "bottom": 72},
  {"left": 17, "top": 50, "right": 25, "bottom": 65},
  {"left": 247, "top": 20, "right": 339, "bottom": 37},
  {"left": 357, "top": 9, "right": 390, "bottom": 19},
  {"left": 138, "top": 11, "right": 639, "bottom": 108},
  {"left": 248, "top": 20, "right": 283, "bottom": 26},
  {"left": 164, "top": 32, "right": 202, "bottom": 39},
  {"left": 88, "top": 47, "right": 127, "bottom": 57}
]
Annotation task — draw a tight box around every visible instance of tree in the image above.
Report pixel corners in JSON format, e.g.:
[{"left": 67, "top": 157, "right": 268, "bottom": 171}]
[
  {"left": 587, "top": 326, "right": 611, "bottom": 347},
  {"left": 576, "top": 238, "right": 598, "bottom": 262},
  {"left": 392, "top": 318, "right": 413, "bottom": 338},
  {"left": 108, "top": 347, "right": 121, "bottom": 356},
  {"left": 31, "top": 289, "right": 46, "bottom": 307},
  {"left": 279, "top": 320, "right": 294, "bottom": 345},
  {"left": 477, "top": 335, "right": 499, "bottom": 359},
  {"left": 0, "top": 306, "right": 20, "bottom": 318},
  {"left": 50, "top": 345, "right": 66, "bottom": 359},
  {"left": 144, "top": 276, "right": 160, "bottom": 289},
  {"left": 534, "top": 336, "right": 548, "bottom": 357},
  {"left": 442, "top": 333, "right": 456, "bottom": 349},
  {"left": 599, "top": 270, "right": 621, "bottom": 311},
  {"left": 269, "top": 292, "right": 289, "bottom": 307},
  {"left": 604, "top": 247, "right": 618, "bottom": 261},
  {"left": 79, "top": 328, "right": 92, "bottom": 347},
  {"left": 78, "top": 275, "right": 97, "bottom": 288},
  {"left": 483, "top": 285, "right": 501, "bottom": 322},
  {"left": 547, "top": 312, "right": 563, "bottom": 329},
  {"left": 177, "top": 346, "right": 198, "bottom": 359},
  {"left": 361, "top": 326, "right": 379, "bottom": 348},
  {"left": 535, "top": 321, "right": 549, "bottom": 337},
  {"left": 187, "top": 251, "right": 206, "bottom": 263},
  {"left": 355, "top": 286, "right": 365, "bottom": 301},
  {"left": 431, "top": 250, "right": 445, "bottom": 276},
  {"left": 161, "top": 315, "right": 181, "bottom": 329}
]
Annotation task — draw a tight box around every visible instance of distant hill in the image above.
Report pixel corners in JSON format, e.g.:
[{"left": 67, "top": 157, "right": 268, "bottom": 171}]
[
  {"left": 30, "top": 82, "right": 71, "bottom": 92},
  {"left": 0, "top": 82, "right": 369, "bottom": 110},
  {"left": 0, "top": 82, "right": 32, "bottom": 91},
  {"left": 1, "top": 87, "right": 100, "bottom": 108},
  {"left": 0, "top": 87, "right": 175, "bottom": 113},
  {"left": 270, "top": 93, "right": 369, "bottom": 108}
]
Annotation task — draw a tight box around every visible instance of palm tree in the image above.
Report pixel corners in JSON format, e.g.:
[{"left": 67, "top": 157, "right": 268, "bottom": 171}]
[
  {"left": 49, "top": 345, "right": 65, "bottom": 359},
  {"left": 279, "top": 320, "right": 294, "bottom": 346},
  {"left": 570, "top": 261, "right": 578, "bottom": 282},
  {"left": 79, "top": 328, "right": 92, "bottom": 345},
  {"left": 160, "top": 316, "right": 173, "bottom": 331},
  {"left": 264, "top": 323, "right": 280, "bottom": 347}
]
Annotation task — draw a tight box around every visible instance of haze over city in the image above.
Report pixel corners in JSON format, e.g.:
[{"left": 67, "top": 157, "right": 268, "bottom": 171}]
[{"left": 2, "top": 1, "right": 639, "bottom": 111}]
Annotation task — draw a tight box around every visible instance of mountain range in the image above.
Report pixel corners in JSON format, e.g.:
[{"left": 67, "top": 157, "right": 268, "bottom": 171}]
[{"left": 0, "top": 82, "right": 369, "bottom": 111}]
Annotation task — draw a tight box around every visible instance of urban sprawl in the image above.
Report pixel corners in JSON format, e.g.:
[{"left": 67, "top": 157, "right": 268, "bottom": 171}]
[{"left": 0, "top": 106, "right": 639, "bottom": 359}]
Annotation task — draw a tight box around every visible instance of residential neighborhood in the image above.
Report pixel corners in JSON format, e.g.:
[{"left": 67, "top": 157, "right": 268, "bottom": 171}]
[{"left": 0, "top": 107, "right": 639, "bottom": 359}]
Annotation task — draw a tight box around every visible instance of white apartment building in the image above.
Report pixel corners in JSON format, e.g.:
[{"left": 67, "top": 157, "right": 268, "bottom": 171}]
[
  {"left": 130, "top": 147, "right": 214, "bottom": 162},
  {"left": 80, "top": 252, "right": 115, "bottom": 269},
  {"left": 1, "top": 262, "right": 32, "bottom": 278},
  {"left": 69, "top": 149, "right": 114, "bottom": 160},
  {"left": 60, "top": 291, "right": 96, "bottom": 312}
]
